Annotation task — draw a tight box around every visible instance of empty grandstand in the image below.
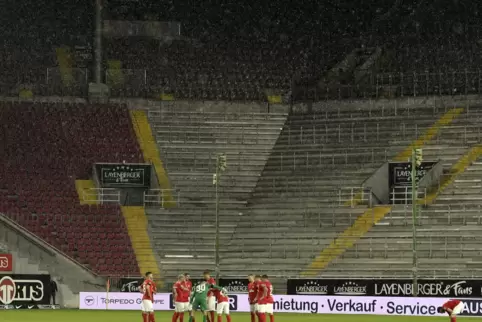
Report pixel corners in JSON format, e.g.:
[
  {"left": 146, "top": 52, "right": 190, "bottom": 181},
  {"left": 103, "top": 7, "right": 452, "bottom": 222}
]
[{"left": 4, "top": 0, "right": 482, "bottom": 313}]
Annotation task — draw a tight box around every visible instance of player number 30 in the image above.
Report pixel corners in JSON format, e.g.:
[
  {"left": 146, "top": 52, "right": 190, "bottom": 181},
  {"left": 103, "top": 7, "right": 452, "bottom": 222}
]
[{"left": 196, "top": 284, "right": 206, "bottom": 292}]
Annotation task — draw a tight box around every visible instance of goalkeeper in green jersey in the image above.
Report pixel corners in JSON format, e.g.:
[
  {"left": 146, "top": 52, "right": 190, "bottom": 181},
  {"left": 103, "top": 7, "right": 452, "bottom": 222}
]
[{"left": 189, "top": 279, "right": 222, "bottom": 322}]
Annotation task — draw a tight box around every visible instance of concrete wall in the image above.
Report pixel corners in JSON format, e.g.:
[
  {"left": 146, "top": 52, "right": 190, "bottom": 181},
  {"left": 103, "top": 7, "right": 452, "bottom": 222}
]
[{"left": 0, "top": 215, "right": 106, "bottom": 308}]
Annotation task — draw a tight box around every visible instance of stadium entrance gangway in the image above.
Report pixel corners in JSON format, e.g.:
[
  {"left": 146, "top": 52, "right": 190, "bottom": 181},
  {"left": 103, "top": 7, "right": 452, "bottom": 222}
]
[{"left": 82, "top": 188, "right": 121, "bottom": 204}]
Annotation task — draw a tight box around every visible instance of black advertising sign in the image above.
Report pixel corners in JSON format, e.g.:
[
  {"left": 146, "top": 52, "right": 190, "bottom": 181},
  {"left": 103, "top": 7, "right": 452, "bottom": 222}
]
[
  {"left": 0, "top": 304, "right": 60, "bottom": 310},
  {"left": 119, "top": 278, "right": 144, "bottom": 292},
  {"left": 95, "top": 163, "right": 151, "bottom": 187},
  {"left": 388, "top": 161, "right": 437, "bottom": 187},
  {"left": 219, "top": 279, "right": 249, "bottom": 293},
  {"left": 458, "top": 299, "right": 482, "bottom": 316},
  {"left": 287, "top": 279, "right": 482, "bottom": 297},
  {"left": 0, "top": 275, "right": 52, "bottom": 306}
]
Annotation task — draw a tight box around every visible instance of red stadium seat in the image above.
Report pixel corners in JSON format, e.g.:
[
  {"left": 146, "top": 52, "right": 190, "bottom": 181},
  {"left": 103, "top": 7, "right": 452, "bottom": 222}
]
[{"left": 0, "top": 102, "right": 141, "bottom": 276}]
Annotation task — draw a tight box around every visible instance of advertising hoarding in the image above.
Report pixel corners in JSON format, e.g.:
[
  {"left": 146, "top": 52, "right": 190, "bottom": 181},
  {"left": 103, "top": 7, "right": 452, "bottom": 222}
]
[{"left": 79, "top": 292, "right": 482, "bottom": 316}]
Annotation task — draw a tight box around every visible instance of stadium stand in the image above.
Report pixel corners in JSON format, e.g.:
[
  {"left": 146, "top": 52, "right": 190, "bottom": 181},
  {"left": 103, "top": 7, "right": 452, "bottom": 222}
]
[
  {"left": 314, "top": 105, "right": 482, "bottom": 278},
  {"left": 0, "top": 101, "right": 141, "bottom": 277},
  {"left": 144, "top": 101, "right": 288, "bottom": 283},
  {"left": 103, "top": 38, "right": 355, "bottom": 101},
  {"left": 211, "top": 101, "right": 466, "bottom": 291}
]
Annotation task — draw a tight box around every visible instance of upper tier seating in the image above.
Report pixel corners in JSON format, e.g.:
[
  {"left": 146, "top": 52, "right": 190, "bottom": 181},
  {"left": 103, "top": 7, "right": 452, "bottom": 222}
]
[
  {"left": 104, "top": 39, "right": 350, "bottom": 100},
  {"left": 0, "top": 101, "right": 142, "bottom": 276}
]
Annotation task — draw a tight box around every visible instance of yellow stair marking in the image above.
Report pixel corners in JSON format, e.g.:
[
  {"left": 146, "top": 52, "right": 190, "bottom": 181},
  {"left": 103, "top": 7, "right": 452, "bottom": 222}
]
[
  {"left": 55, "top": 47, "right": 74, "bottom": 87},
  {"left": 19, "top": 88, "right": 33, "bottom": 99},
  {"left": 306, "top": 108, "right": 464, "bottom": 276},
  {"left": 420, "top": 145, "right": 482, "bottom": 205},
  {"left": 301, "top": 206, "right": 392, "bottom": 276},
  {"left": 75, "top": 180, "right": 99, "bottom": 205},
  {"left": 345, "top": 107, "right": 464, "bottom": 207},
  {"left": 121, "top": 206, "right": 162, "bottom": 287},
  {"left": 130, "top": 110, "right": 175, "bottom": 207},
  {"left": 393, "top": 107, "right": 464, "bottom": 162},
  {"left": 160, "top": 93, "right": 175, "bottom": 101},
  {"left": 106, "top": 60, "right": 125, "bottom": 88}
]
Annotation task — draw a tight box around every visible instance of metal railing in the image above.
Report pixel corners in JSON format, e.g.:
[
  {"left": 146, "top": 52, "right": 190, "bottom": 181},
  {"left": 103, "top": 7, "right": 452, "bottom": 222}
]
[
  {"left": 163, "top": 151, "right": 264, "bottom": 172},
  {"left": 390, "top": 186, "right": 427, "bottom": 205},
  {"left": 153, "top": 120, "right": 482, "bottom": 146},
  {"left": 338, "top": 186, "right": 373, "bottom": 207},
  {"left": 8, "top": 67, "right": 482, "bottom": 101},
  {"left": 143, "top": 189, "right": 180, "bottom": 208},
  {"left": 273, "top": 148, "right": 391, "bottom": 170},
  {"left": 156, "top": 125, "right": 267, "bottom": 145},
  {"left": 348, "top": 234, "right": 482, "bottom": 260},
  {"left": 234, "top": 231, "right": 482, "bottom": 262},
  {"left": 82, "top": 188, "right": 121, "bottom": 204},
  {"left": 147, "top": 110, "right": 281, "bottom": 120}
]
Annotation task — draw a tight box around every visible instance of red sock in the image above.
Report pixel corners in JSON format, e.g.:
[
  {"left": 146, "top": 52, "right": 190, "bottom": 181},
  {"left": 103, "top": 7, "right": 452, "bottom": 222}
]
[
  {"left": 172, "top": 312, "right": 179, "bottom": 322},
  {"left": 269, "top": 314, "right": 274, "bottom": 322},
  {"left": 250, "top": 312, "right": 256, "bottom": 322},
  {"left": 142, "top": 313, "right": 149, "bottom": 322},
  {"left": 258, "top": 313, "right": 266, "bottom": 322},
  {"left": 210, "top": 311, "right": 215, "bottom": 322},
  {"left": 180, "top": 313, "right": 184, "bottom": 322},
  {"left": 217, "top": 316, "right": 222, "bottom": 322},
  {"left": 451, "top": 317, "right": 456, "bottom": 322},
  {"left": 149, "top": 313, "right": 156, "bottom": 322},
  {"left": 226, "top": 315, "right": 231, "bottom": 322},
  {"left": 256, "top": 312, "right": 261, "bottom": 322}
]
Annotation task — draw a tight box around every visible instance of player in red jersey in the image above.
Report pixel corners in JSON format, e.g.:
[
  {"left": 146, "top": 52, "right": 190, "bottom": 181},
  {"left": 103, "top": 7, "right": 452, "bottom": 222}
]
[
  {"left": 215, "top": 286, "right": 232, "bottom": 322},
  {"left": 254, "top": 275, "right": 262, "bottom": 322},
  {"left": 438, "top": 299, "right": 465, "bottom": 322},
  {"left": 141, "top": 271, "right": 157, "bottom": 322},
  {"left": 173, "top": 274, "right": 190, "bottom": 322},
  {"left": 182, "top": 273, "right": 193, "bottom": 322},
  {"left": 257, "top": 275, "right": 274, "bottom": 322},
  {"left": 204, "top": 270, "right": 216, "bottom": 322},
  {"left": 247, "top": 275, "right": 258, "bottom": 322}
]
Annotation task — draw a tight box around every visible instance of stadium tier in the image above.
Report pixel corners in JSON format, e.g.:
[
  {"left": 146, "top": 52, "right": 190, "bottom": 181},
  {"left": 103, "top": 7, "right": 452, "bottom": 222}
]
[
  {"left": 3, "top": 97, "right": 482, "bottom": 295},
  {"left": 5, "top": 36, "right": 482, "bottom": 101},
  {"left": 145, "top": 101, "right": 289, "bottom": 284},
  {"left": 138, "top": 99, "right": 482, "bottom": 292},
  {"left": 217, "top": 103, "right": 463, "bottom": 287},
  {"left": 0, "top": 101, "right": 141, "bottom": 276}
]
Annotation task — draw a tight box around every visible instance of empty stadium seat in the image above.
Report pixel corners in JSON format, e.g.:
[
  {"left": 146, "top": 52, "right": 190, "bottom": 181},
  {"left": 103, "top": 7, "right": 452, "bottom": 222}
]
[{"left": 0, "top": 101, "right": 142, "bottom": 276}]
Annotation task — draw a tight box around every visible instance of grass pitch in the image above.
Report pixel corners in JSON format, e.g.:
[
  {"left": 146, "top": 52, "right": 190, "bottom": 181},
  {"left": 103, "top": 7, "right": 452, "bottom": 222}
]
[{"left": 1, "top": 310, "right": 449, "bottom": 322}]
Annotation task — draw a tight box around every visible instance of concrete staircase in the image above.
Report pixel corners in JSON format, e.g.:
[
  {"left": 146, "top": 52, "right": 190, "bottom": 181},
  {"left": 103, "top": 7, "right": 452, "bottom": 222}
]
[
  {"left": 221, "top": 103, "right": 463, "bottom": 287},
  {"left": 321, "top": 106, "right": 482, "bottom": 277},
  {"left": 0, "top": 215, "right": 105, "bottom": 308},
  {"left": 144, "top": 101, "right": 289, "bottom": 285}
]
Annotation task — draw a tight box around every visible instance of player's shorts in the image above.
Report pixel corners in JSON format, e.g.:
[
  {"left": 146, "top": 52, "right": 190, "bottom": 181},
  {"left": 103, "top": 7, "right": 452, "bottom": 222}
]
[
  {"left": 175, "top": 302, "right": 189, "bottom": 312},
  {"left": 141, "top": 300, "right": 154, "bottom": 312},
  {"left": 191, "top": 297, "right": 208, "bottom": 312},
  {"left": 207, "top": 296, "right": 216, "bottom": 311},
  {"left": 258, "top": 303, "right": 273, "bottom": 314},
  {"left": 452, "top": 301, "right": 465, "bottom": 315},
  {"left": 250, "top": 304, "right": 258, "bottom": 312},
  {"left": 217, "top": 301, "right": 230, "bottom": 315}
]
